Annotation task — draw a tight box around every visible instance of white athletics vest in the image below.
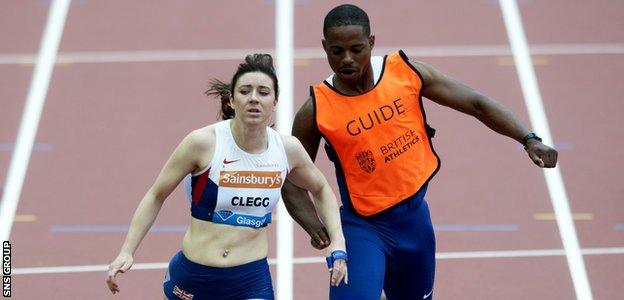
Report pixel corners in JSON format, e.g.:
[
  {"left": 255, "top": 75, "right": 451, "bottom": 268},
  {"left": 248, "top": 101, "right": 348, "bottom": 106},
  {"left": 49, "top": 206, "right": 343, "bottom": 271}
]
[{"left": 184, "top": 120, "right": 290, "bottom": 228}]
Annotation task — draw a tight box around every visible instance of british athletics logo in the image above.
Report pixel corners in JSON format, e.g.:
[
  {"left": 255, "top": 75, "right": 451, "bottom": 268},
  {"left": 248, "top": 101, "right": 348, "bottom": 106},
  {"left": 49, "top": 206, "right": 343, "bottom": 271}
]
[{"left": 355, "top": 150, "right": 376, "bottom": 173}]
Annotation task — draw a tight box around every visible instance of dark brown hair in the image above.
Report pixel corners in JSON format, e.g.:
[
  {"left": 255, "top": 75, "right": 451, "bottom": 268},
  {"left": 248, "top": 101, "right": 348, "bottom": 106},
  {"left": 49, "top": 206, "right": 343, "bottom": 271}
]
[{"left": 205, "top": 54, "right": 279, "bottom": 120}]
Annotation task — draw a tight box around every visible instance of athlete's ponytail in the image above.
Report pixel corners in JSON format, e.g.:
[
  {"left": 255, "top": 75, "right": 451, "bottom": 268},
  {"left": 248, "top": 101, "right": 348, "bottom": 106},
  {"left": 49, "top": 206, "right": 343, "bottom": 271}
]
[{"left": 205, "top": 79, "right": 234, "bottom": 120}]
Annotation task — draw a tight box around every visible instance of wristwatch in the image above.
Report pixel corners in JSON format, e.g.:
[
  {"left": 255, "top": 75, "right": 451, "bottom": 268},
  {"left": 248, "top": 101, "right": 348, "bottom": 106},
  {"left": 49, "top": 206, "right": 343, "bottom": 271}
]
[{"left": 522, "top": 132, "right": 542, "bottom": 147}]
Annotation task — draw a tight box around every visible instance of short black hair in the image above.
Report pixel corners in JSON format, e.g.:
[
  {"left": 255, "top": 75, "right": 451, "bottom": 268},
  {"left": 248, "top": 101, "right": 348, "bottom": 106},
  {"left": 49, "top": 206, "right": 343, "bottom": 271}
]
[{"left": 323, "top": 4, "right": 370, "bottom": 38}]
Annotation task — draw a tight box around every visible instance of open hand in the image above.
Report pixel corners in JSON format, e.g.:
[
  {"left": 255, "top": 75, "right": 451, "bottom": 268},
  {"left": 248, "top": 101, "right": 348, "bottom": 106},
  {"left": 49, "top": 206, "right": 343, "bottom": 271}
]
[
  {"left": 326, "top": 250, "right": 348, "bottom": 286},
  {"left": 329, "top": 258, "right": 348, "bottom": 286},
  {"left": 106, "top": 252, "right": 133, "bottom": 294}
]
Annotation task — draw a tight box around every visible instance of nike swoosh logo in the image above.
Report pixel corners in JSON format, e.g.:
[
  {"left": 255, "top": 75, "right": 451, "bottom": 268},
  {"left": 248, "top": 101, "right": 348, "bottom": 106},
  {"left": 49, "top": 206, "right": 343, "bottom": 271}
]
[
  {"left": 223, "top": 158, "right": 240, "bottom": 164},
  {"left": 423, "top": 290, "right": 433, "bottom": 299}
]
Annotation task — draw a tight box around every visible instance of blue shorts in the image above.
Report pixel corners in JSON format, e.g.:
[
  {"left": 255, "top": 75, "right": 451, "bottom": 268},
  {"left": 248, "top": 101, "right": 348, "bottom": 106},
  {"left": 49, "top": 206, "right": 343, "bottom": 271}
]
[
  {"left": 163, "top": 251, "right": 274, "bottom": 300},
  {"left": 330, "top": 196, "right": 436, "bottom": 300}
]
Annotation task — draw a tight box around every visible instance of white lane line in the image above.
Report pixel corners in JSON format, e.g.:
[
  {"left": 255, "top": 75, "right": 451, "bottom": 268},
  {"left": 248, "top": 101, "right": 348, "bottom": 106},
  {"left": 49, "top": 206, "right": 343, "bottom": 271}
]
[
  {"left": 499, "top": 1, "right": 592, "bottom": 299},
  {"left": 275, "top": 1, "right": 294, "bottom": 300},
  {"left": 14, "top": 262, "right": 168, "bottom": 275},
  {"left": 530, "top": 43, "right": 624, "bottom": 55},
  {"left": 0, "top": 0, "right": 71, "bottom": 242},
  {"left": 12, "top": 247, "right": 624, "bottom": 275},
  {"left": 1, "top": 43, "right": 623, "bottom": 65}
]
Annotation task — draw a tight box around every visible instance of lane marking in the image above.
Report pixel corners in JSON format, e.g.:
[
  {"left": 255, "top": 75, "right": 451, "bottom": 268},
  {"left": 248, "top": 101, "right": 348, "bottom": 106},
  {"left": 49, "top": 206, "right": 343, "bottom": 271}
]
[
  {"left": 0, "top": 143, "right": 52, "bottom": 152},
  {"left": 497, "top": 55, "right": 549, "bottom": 66},
  {"left": 14, "top": 214, "right": 37, "bottom": 222},
  {"left": 49, "top": 225, "right": 187, "bottom": 233},
  {"left": 499, "top": 1, "right": 592, "bottom": 299},
  {"left": 275, "top": 1, "right": 294, "bottom": 300},
  {"left": 263, "top": 0, "right": 307, "bottom": 4},
  {"left": 46, "top": 223, "right": 520, "bottom": 233},
  {"left": 37, "top": 0, "right": 86, "bottom": 4},
  {"left": 434, "top": 224, "right": 519, "bottom": 232},
  {"left": 0, "top": 0, "right": 71, "bottom": 242},
  {"left": 534, "top": 213, "right": 594, "bottom": 221},
  {"left": 12, "top": 247, "right": 624, "bottom": 275},
  {"left": 1, "top": 43, "right": 624, "bottom": 65}
]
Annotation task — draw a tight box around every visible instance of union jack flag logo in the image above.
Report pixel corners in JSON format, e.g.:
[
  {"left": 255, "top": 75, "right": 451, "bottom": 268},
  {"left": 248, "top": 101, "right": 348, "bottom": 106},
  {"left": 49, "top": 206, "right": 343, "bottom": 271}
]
[{"left": 173, "top": 285, "right": 194, "bottom": 300}]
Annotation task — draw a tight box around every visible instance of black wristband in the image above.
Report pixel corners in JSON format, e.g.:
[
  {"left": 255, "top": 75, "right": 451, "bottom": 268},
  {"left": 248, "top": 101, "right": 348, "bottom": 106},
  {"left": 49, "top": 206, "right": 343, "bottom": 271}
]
[{"left": 522, "top": 132, "right": 542, "bottom": 146}]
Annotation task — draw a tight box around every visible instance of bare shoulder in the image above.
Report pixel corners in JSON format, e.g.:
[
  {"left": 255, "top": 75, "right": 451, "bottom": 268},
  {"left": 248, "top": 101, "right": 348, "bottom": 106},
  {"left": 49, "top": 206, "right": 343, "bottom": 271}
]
[
  {"left": 407, "top": 59, "right": 438, "bottom": 85},
  {"left": 280, "top": 133, "right": 312, "bottom": 165},
  {"left": 182, "top": 124, "right": 216, "bottom": 153},
  {"left": 292, "top": 96, "right": 322, "bottom": 159},
  {"left": 295, "top": 96, "right": 315, "bottom": 121},
  {"left": 280, "top": 134, "right": 305, "bottom": 155},
  {"left": 175, "top": 124, "right": 217, "bottom": 173},
  {"left": 292, "top": 96, "right": 316, "bottom": 137}
]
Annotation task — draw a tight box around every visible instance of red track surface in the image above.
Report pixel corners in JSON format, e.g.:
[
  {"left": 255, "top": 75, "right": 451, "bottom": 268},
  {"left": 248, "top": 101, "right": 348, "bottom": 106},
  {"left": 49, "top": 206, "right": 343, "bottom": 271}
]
[{"left": 1, "top": 1, "right": 623, "bottom": 299}]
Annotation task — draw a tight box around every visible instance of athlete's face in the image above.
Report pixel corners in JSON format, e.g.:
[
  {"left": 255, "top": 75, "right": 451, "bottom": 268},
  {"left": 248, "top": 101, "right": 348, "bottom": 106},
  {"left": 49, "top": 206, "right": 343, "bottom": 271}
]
[
  {"left": 322, "top": 25, "right": 375, "bottom": 85},
  {"left": 230, "top": 71, "right": 277, "bottom": 125}
]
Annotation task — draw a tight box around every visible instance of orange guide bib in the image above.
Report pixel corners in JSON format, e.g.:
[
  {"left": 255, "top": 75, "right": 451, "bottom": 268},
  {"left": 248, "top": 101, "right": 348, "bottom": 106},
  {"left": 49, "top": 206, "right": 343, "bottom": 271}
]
[{"left": 313, "top": 50, "right": 440, "bottom": 216}]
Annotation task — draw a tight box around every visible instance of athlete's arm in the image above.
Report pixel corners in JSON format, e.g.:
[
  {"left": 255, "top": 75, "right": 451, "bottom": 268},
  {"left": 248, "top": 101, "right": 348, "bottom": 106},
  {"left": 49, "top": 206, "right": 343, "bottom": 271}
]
[
  {"left": 283, "top": 134, "right": 348, "bottom": 286},
  {"left": 412, "top": 60, "right": 558, "bottom": 168},
  {"left": 106, "top": 129, "right": 210, "bottom": 294},
  {"left": 281, "top": 97, "right": 331, "bottom": 249}
]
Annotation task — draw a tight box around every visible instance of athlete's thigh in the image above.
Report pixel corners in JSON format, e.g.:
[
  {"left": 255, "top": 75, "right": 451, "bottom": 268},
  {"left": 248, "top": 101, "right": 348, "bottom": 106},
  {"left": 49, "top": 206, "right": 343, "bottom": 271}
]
[
  {"left": 383, "top": 202, "right": 436, "bottom": 300},
  {"left": 383, "top": 248, "right": 435, "bottom": 300},
  {"left": 330, "top": 220, "right": 386, "bottom": 300}
]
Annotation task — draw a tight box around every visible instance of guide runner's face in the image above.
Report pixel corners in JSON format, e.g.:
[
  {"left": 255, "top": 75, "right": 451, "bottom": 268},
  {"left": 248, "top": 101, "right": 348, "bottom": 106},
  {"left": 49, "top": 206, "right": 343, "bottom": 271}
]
[{"left": 322, "top": 25, "right": 375, "bottom": 85}]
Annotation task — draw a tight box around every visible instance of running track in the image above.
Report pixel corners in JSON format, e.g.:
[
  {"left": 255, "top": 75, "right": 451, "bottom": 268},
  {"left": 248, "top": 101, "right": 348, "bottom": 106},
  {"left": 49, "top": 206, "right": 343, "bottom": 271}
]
[{"left": 1, "top": 0, "right": 623, "bottom": 299}]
